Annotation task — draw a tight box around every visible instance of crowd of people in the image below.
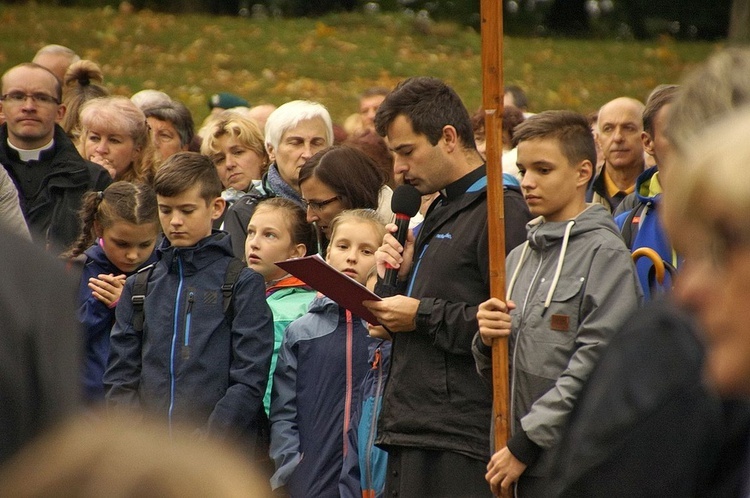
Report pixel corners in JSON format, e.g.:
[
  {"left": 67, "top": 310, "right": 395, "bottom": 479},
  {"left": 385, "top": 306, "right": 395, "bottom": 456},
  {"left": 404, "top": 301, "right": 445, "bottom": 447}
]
[{"left": 2, "top": 41, "right": 750, "bottom": 497}]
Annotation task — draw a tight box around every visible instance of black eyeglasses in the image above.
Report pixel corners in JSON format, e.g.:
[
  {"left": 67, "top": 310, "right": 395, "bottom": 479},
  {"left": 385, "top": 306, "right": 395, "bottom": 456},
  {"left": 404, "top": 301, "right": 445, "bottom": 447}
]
[
  {"left": 303, "top": 196, "right": 339, "bottom": 211},
  {"left": 1, "top": 92, "right": 60, "bottom": 106}
]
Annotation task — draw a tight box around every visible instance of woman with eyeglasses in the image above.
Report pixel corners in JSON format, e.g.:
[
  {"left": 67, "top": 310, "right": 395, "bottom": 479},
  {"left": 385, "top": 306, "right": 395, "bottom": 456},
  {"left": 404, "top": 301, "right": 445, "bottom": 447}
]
[{"left": 298, "top": 145, "right": 393, "bottom": 254}]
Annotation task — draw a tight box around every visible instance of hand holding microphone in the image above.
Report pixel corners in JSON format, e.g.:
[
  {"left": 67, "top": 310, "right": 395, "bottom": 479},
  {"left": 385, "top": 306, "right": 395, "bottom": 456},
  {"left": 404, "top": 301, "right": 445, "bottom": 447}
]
[{"left": 383, "top": 184, "right": 422, "bottom": 287}]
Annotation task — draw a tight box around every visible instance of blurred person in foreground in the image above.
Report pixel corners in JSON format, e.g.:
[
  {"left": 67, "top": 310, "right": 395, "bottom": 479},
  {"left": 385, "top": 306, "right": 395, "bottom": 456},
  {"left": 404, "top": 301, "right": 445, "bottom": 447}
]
[
  {"left": 549, "top": 48, "right": 750, "bottom": 497},
  {"left": 664, "top": 107, "right": 750, "bottom": 498},
  {"left": 0, "top": 411, "right": 272, "bottom": 497},
  {"left": 0, "top": 228, "right": 80, "bottom": 465}
]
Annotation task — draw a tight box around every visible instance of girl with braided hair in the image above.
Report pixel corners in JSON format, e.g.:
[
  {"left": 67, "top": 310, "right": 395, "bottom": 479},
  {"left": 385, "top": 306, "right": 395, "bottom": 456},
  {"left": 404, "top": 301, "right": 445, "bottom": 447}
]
[{"left": 64, "top": 181, "right": 160, "bottom": 403}]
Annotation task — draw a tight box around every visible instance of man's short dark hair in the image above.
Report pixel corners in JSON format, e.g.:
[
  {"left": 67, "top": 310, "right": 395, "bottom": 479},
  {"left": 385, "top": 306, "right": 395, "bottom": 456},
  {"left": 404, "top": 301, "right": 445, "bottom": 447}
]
[
  {"left": 374, "top": 77, "right": 475, "bottom": 149},
  {"left": 154, "top": 151, "right": 222, "bottom": 203},
  {"left": 642, "top": 84, "right": 679, "bottom": 137},
  {"left": 513, "top": 110, "right": 596, "bottom": 167}
]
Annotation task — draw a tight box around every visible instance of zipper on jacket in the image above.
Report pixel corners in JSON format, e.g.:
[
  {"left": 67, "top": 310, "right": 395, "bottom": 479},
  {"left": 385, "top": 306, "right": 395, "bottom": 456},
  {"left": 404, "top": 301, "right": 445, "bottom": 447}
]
[
  {"left": 343, "top": 310, "right": 354, "bottom": 458},
  {"left": 168, "top": 254, "right": 185, "bottom": 435},
  {"left": 182, "top": 292, "right": 194, "bottom": 361},
  {"left": 406, "top": 244, "right": 429, "bottom": 297},
  {"left": 364, "top": 345, "right": 383, "bottom": 493}
]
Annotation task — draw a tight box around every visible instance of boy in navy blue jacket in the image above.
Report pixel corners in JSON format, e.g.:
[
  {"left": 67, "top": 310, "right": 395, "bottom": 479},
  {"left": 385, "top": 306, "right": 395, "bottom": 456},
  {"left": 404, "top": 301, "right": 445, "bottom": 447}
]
[{"left": 105, "top": 152, "right": 274, "bottom": 462}]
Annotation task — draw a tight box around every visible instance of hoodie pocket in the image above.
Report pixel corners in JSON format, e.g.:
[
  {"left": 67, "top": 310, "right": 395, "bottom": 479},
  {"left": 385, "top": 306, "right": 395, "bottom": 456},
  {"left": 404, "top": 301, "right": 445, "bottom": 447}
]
[{"left": 528, "top": 276, "right": 584, "bottom": 346}]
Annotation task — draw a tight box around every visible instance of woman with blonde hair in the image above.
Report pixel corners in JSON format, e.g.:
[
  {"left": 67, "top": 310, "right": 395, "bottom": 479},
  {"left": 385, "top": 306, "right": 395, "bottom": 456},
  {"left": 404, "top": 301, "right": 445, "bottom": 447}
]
[
  {"left": 78, "top": 96, "right": 158, "bottom": 184},
  {"left": 201, "top": 110, "right": 269, "bottom": 227}
]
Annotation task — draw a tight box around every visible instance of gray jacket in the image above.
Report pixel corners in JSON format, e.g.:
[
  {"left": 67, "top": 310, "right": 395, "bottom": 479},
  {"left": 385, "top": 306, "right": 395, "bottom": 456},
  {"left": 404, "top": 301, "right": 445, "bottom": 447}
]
[
  {"left": 475, "top": 204, "right": 642, "bottom": 479},
  {"left": 0, "top": 166, "right": 29, "bottom": 241}
]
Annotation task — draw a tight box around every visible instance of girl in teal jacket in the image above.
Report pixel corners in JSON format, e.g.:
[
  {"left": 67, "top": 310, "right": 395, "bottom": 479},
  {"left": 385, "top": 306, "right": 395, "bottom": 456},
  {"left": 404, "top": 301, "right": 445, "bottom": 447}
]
[{"left": 245, "top": 197, "right": 317, "bottom": 414}]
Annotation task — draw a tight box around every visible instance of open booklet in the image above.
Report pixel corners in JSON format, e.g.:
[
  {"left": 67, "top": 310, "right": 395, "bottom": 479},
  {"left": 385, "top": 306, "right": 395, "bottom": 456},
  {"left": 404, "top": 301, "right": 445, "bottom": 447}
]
[{"left": 275, "top": 254, "right": 382, "bottom": 325}]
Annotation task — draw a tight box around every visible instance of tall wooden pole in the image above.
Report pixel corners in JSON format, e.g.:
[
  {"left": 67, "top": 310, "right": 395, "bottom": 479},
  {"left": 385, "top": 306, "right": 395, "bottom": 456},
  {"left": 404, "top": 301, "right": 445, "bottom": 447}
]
[{"left": 480, "top": 0, "right": 510, "bottom": 453}]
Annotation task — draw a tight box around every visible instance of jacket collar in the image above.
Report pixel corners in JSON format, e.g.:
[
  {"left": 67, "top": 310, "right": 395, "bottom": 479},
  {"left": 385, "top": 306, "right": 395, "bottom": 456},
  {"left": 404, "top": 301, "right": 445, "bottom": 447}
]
[{"left": 157, "top": 230, "right": 234, "bottom": 275}]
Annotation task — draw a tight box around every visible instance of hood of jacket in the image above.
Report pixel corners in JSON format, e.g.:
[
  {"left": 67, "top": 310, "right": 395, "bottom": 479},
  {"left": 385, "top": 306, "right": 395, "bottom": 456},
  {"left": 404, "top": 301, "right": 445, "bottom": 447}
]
[
  {"left": 525, "top": 204, "right": 620, "bottom": 251},
  {"left": 306, "top": 293, "right": 341, "bottom": 316},
  {"left": 156, "top": 230, "right": 235, "bottom": 277},
  {"left": 633, "top": 165, "right": 662, "bottom": 205},
  {"left": 509, "top": 204, "right": 622, "bottom": 312},
  {"left": 84, "top": 242, "right": 119, "bottom": 274}
]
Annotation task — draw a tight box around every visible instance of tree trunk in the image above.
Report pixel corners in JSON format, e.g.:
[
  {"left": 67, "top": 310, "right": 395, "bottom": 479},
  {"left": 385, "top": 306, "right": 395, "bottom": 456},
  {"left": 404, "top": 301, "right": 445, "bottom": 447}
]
[{"left": 729, "top": 0, "right": 750, "bottom": 42}]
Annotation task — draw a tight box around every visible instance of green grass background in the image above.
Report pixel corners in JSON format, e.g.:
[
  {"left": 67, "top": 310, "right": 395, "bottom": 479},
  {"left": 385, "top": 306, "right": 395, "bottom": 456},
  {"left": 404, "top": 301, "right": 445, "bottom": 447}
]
[{"left": 0, "top": 3, "right": 723, "bottom": 126}]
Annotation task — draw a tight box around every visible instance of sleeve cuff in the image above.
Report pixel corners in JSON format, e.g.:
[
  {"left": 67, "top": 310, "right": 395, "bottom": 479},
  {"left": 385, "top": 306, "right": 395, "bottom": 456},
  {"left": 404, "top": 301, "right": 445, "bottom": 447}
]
[
  {"left": 507, "top": 429, "right": 543, "bottom": 466},
  {"left": 374, "top": 277, "right": 407, "bottom": 298},
  {"left": 473, "top": 331, "right": 492, "bottom": 358},
  {"left": 415, "top": 297, "right": 435, "bottom": 333}
]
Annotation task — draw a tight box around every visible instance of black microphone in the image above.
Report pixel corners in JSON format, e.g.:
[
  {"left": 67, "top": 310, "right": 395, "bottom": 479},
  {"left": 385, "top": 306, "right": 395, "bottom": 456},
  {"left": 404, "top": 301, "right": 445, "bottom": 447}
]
[{"left": 384, "top": 184, "right": 422, "bottom": 288}]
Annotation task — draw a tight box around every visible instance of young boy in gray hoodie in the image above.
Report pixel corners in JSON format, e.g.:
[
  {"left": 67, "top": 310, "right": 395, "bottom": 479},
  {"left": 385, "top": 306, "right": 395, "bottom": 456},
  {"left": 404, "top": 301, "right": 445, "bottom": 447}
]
[{"left": 472, "top": 110, "right": 642, "bottom": 497}]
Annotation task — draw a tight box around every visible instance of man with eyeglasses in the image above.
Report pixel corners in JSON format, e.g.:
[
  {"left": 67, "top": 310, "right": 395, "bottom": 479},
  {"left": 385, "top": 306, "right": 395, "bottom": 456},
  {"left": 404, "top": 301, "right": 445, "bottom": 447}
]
[{"left": 0, "top": 63, "right": 111, "bottom": 251}]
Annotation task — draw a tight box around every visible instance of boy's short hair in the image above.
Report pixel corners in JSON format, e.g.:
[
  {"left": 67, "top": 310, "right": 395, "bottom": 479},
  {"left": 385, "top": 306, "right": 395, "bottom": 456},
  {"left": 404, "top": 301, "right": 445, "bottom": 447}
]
[
  {"left": 512, "top": 110, "right": 596, "bottom": 167},
  {"left": 374, "top": 76, "right": 475, "bottom": 150},
  {"left": 154, "top": 151, "right": 223, "bottom": 203}
]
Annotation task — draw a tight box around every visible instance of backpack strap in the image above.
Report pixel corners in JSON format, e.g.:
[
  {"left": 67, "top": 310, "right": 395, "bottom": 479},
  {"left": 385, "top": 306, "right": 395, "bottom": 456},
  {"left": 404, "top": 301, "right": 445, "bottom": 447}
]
[
  {"left": 222, "top": 258, "right": 245, "bottom": 317},
  {"left": 131, "top": 264, "right": 155, "bottom": 334},
  {"left": 131, "top": 259, "right": 243, "bottom": 332},
  {"left": 620, "top": 202, "right": 646, "bottom": 250}
]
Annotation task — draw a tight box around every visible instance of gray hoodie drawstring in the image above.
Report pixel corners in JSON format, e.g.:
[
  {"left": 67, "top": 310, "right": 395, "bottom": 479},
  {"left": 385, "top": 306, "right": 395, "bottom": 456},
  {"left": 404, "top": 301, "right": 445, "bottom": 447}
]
[
  {"left": 506, "top": 241, "right": 529, "bottom": 298},
  {"left": 542, "top": 220, "right": 575, "bottom": 315}
]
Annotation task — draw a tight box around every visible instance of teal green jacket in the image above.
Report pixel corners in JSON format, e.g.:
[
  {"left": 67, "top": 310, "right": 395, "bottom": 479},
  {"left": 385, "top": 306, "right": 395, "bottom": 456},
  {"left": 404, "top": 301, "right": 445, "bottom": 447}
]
[{"left": 264, "top": 277, "right": 315, "bottom": 415}]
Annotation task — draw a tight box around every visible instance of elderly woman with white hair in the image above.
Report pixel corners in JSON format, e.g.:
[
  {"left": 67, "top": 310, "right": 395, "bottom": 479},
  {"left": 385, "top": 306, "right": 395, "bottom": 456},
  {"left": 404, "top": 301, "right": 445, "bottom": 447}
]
[{"left": 223, "top": 100, "right": 333, "bottom": 261}]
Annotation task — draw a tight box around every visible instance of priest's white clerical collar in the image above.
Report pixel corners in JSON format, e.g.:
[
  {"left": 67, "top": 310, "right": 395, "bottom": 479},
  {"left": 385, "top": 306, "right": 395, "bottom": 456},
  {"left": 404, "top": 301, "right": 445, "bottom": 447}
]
[{"left": 8, "top": 138, "right": 54, "bottom": 162}]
